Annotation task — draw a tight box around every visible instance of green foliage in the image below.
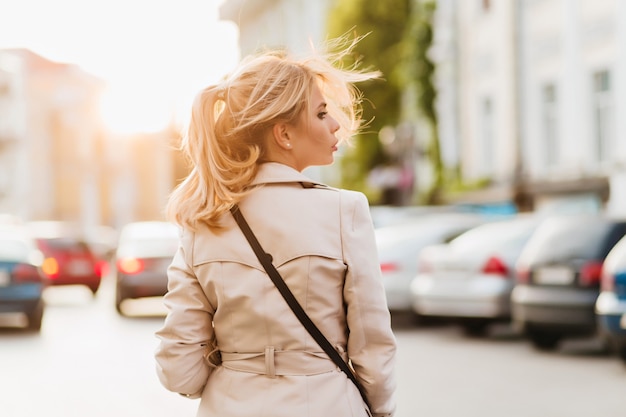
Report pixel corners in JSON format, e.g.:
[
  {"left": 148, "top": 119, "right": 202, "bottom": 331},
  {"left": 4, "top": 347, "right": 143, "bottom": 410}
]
[
  {"left": 326, "top": 0, "right": 411, "bottom": 192},
  {"left": 401, "top": 0, "right": 444, "bottom": 204},
  {"left": 326, "top": 0, "right": 444, "bottom": 204}
]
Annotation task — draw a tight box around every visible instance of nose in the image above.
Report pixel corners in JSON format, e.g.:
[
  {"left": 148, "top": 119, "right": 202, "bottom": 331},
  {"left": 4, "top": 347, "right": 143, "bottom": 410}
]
[{"left": 330, "top": 116, "right": 340, "bottom": 133}]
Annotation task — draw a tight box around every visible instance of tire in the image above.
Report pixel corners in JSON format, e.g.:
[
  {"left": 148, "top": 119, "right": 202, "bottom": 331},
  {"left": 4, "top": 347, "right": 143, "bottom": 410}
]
[
  {"left": 26, "top": 301, "right": 44, "bottom": 332},
  {"left": 461, "top": 319, "right": 490, "bottom": 337},
  {"left": 115, "top": 284, "right": 128, "bottom": 315},
  {"left": 528, "top": 329, "right": 561, "bottom": 351},
  {"left": 89, "top": 286, "right": 99, "bottom": 297}
]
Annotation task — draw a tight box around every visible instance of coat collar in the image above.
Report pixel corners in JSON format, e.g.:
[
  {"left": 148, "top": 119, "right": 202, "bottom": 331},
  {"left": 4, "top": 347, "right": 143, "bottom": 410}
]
[{"left": 252, "top": 162, "right": 329, "bottom": 188}]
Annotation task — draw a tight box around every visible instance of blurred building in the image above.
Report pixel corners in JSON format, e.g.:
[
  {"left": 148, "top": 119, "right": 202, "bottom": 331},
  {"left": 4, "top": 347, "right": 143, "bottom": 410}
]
[
  {"left": 432, "top": 0, "right": 626, "bottom": 215},
  {"left": 0, "top": 49, "right": 183, "bottom": 236},
  {"left": 0, "top": 49, "right": 105, "bottom": 227},
  {"left": 219, "top": 0, "right": 333, "bottom": 57}
]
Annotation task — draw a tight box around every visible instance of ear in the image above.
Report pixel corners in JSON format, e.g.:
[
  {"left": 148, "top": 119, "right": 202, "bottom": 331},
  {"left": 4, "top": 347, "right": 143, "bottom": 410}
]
[{"left": 272, "top": 122, "right": 292, "bottom": 150}]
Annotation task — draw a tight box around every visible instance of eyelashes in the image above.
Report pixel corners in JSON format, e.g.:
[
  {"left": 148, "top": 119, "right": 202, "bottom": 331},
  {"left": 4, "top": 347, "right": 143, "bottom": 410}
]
[{"left": 317, "top": 111, "right": 328, "bottom": 119}]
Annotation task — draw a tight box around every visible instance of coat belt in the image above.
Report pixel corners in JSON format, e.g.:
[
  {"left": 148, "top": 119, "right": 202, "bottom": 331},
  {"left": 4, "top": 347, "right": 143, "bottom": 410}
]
[{"left": 220, "top": 347, "right": 347, "bottom": 377}]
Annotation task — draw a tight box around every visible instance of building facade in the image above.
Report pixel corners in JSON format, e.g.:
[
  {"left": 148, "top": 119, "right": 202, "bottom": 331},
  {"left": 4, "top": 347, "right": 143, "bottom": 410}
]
[
  {"left": 0, "top": 49, "right": 105, "bottom": 226},
  {"left": 0, "top": 49, "right": 182, "bottom": 236},
  {"left": 517, "top": 0, "right": 626, "bottom": 215},
  {"left": 433, "top": 0, "right": 626, "bottom": 215}
]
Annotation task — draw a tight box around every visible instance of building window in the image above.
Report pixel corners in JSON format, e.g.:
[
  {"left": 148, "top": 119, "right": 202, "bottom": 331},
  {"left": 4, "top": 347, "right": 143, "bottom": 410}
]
[
  {"left": 481, "top": 97, "right": 494, "bottom": 174},
  {"left": 592, "top": 70, "right": 613, "bottom": 164},
  {"left": 541, "top": 84, "right": 558, "bottom": 167}
]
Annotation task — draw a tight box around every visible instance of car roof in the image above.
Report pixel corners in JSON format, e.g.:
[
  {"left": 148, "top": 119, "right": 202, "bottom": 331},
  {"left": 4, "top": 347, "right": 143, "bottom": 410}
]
[{"left": 118, "top": 221, "right": 179, "bottom": 241}]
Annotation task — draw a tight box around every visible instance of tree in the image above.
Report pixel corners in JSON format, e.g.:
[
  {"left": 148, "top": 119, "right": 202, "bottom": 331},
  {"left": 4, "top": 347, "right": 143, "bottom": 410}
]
[
  {"left": 402, "top": 0, "right": 443, "bottom": 204},
  {"left": 326, "top": 0, "right": 411, "bottom": 197}
]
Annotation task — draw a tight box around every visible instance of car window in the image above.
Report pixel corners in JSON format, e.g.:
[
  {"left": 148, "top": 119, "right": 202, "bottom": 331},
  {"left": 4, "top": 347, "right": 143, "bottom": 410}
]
[
  {"left": 449, "top": 219, "right": 536, "bottom": 254},
  {"left": 520, "top": 217, "right": 614, "bottom": 263},
  {"left": 119, "top": 223, "right": 179, "bottom": 241},
  {"left": 40, "top": 238, "right": 91, "bottom": 254},
  {"left": 117, "top": 238, "right": 179, "bottom": 258},
  {"left": 117, "top": 222, "right": 180, "bottom": 258}
]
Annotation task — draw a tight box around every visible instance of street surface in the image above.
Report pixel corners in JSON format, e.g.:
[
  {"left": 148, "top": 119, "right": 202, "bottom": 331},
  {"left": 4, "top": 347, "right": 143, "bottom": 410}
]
[{"left": 1, "top": 274, "right": 626, "bottom": 417}]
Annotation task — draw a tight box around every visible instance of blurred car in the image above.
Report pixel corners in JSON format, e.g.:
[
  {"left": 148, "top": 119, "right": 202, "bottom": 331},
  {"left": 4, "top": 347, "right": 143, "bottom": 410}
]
[
  {"left": 26, "top": 221, "right": 106, "bottom": 295},
  {"left": 595, "top": 234, "right": 626, "bottom": 362},
  {"left": 376, "top": 212, "right": 489, "bottom": 313},
  {"left": 85, "top": 225, "right": 119, "bottom": 262},
  {"left": 409, "top": 215, "right": 541, "bottom": 335},
  {"left": 370, "top": 205, "right": 466, "bottom": 229},
  {"left": 114, "top": 221, "right": 179, "bottom": 314},
  {"left": 0, "top": 226, "right": 47, "bottom": 331},
  {"left": 511, "top": 214, "right": 626, "bottom": 350}
]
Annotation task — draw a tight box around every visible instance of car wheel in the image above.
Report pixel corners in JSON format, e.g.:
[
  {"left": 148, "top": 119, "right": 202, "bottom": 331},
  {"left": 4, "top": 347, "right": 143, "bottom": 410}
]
[
  {"left": 461, "top": 319, "right": 490, "bottom": 337},
  {"left": 26, "top": 301, "right": 44, "bottom": 332},
  {"left": 528, "top": 329, "right": 561, "bottom": 351},
  {"left": 115, "top": 285, "right": 128, "bottom": 315}
]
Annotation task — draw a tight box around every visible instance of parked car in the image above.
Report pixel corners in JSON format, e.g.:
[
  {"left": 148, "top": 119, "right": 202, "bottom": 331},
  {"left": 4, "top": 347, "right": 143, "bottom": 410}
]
[
  {"left": 26, "top": 221, "right": 106, "bottom": 295},
  {"left": 376, "top": 212, "right": 489, "bottom": 313},
  {"left": 85, "top": 225, "right": 119, "bottom": 262},
  {"left": 370, "top": 205, "right": 470, "bottom": 229},
  {"left": 511, "top": 214, "right": 626, "bottom": 350},
  {"left": 0, "top": 226, "right": 47, "bottom": 331},
  {"left": 595, "top": 234, "right": 626, "bottom": 362},
  {"left": 114, "top": 221, "right": 179, "bottom": 314},
  {"left": 409, "top": 215, "right": 541, "bottom": 335}
]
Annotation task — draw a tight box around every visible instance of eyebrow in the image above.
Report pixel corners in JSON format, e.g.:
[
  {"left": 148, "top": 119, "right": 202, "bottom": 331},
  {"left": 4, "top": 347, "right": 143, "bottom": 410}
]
[{"left": 316, "top": 102, "right": 327, "bottom": 110}]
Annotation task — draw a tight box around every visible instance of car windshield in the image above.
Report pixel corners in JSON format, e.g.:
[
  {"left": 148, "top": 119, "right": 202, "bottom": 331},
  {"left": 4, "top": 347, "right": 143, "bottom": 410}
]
[
  {"left": 117, "top": 222, "right": 180, "bottom": 258},
  {"left": 118, "top": 238, "right": 179, "bottom": 258},
  {"left": 449, "top": 218, "right": 536, "bottom": 255},
  {"left": 41, "top": 238, "right": 91, "bottom": 254},
  {"left": 520, "top": 217, "right": 614, "bottom": 263}
]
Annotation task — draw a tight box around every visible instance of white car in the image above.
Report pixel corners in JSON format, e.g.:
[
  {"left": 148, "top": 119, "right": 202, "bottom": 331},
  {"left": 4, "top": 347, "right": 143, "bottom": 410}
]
[
  {"left": 114, "top": 221, "right": 180, "bottom": 314},
  {"left": 376, "top": 212, "right": 489, "bottom": 314},
  {"left": 410, "top": 214, "right": 541, "bottom": 335}
]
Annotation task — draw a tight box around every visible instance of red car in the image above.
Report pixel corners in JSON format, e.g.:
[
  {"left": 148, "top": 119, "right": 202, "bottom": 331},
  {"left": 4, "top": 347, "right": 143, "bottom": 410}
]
[{"left": 27, "top": 222, "right": 107, "bottom": 295}]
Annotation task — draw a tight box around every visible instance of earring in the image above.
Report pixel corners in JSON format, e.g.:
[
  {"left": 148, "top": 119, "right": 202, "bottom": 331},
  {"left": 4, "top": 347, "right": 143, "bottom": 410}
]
[{"left": 286, "top": 143, "right": 291, "bottom": 148}]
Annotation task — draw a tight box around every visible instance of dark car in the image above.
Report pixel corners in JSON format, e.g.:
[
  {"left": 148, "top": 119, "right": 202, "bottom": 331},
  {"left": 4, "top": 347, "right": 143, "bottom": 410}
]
[
  {"left": 511, "top": 214, "right": 626, "bottom": 350},
  {"left": 595, "top": 234, "right": 626, "bottom": 362},
  {"left": 114, "top": 221, "right": 179, "bottom": 315},
  {"left": 27, "top": 221, "right": 106, "bottom": 295},
  {"left": 0, "top": 226, "right": 48, "bottom": 331}
]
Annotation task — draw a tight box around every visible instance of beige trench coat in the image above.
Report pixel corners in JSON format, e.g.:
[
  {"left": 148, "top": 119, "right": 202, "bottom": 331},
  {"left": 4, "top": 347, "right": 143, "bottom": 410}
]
[{"left": 155, "top": 162, "right": 397, "bottom": 417}]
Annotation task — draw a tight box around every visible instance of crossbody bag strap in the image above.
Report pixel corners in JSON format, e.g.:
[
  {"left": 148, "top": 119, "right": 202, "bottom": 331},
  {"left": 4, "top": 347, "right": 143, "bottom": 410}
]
[{"left": 230, "top": 205, "right": 370, "bottom": 409}]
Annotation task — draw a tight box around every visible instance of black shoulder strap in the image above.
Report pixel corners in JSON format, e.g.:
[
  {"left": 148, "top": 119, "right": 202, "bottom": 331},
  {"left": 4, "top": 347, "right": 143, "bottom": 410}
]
[{"left": 230, "top": 205, "right": 369, "bottom": 408}]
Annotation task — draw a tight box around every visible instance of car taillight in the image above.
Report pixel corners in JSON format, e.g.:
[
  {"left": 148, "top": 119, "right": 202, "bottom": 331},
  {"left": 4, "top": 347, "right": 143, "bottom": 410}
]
[
  {"left": 580, "top": 261, "right": 603, "bottom": 286},
  {"left": 380, "top": 262, "right": 398, "bottom": 274},
  {"left": 482, "top": 256, "right": 508, "bottom": 276},
  {"left": 95, "top": 260, "right": 109, "bottom": 277},
  {"left": 13, "top": 264, "right": 43, "bottom": 283},
  {"left": 117, "top": 258, "right": 144, "bottom": 274},
  {"left": 42, "top": 257, "right": 59, "bottom": 279}
]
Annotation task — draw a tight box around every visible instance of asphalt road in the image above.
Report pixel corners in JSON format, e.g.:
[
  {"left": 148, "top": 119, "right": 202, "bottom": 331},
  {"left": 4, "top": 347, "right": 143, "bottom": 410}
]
[{"left": 1, "top": 276, "right": 625, "bottom": 417}]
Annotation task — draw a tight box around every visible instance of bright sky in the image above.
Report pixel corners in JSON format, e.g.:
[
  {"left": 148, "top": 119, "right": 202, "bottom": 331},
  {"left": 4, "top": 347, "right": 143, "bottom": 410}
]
[{"left": 0, "top": 0, "right": 240, "bottom": 134}]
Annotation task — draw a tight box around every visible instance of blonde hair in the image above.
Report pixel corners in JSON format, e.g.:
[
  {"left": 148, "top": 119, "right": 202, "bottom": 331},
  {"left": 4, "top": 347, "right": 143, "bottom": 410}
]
[{"left": 167, "top": 36, "right": 380, "bottom": 230}]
